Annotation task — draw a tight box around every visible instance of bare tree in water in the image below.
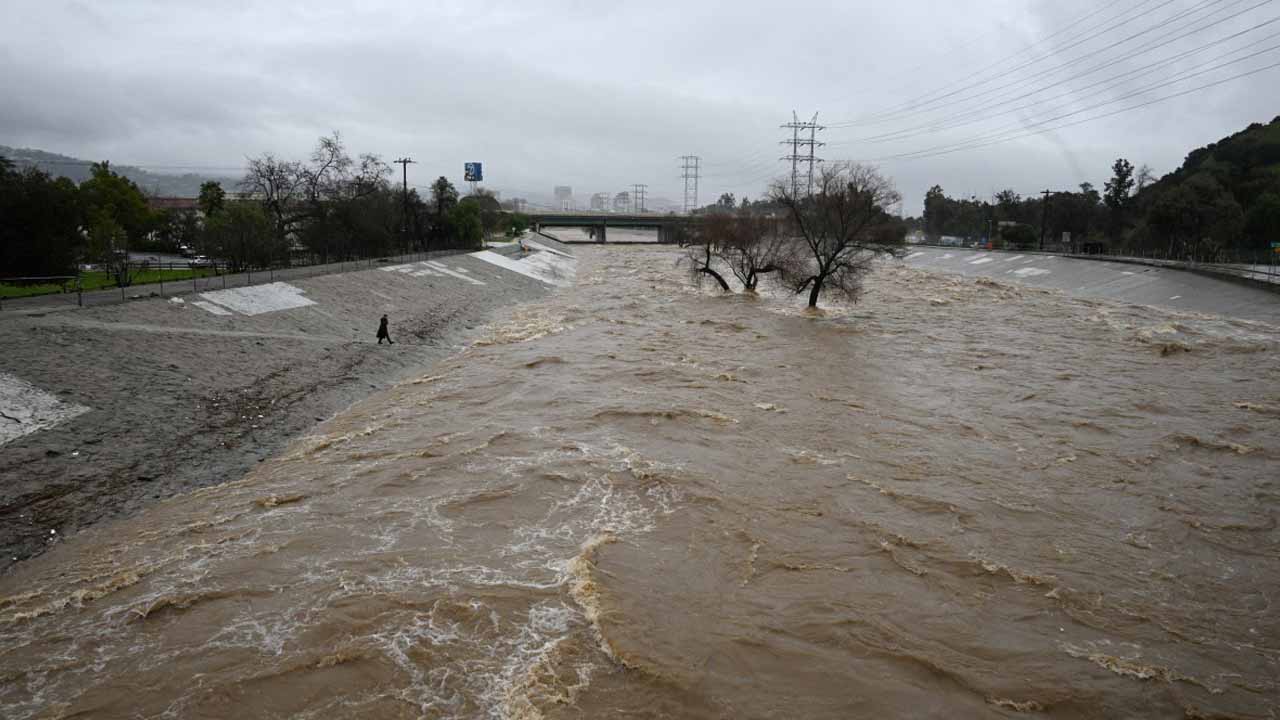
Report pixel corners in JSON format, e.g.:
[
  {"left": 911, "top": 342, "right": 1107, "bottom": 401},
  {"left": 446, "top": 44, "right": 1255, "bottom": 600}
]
[
  {"left": 718, "top": 212, "right": 792, "bottom": 292},
  {"left": 683, "top": 214, "right": 732, "bottom": 291},
  {"left": 772, "top": 162, "right": 906, "bottom": 307}
]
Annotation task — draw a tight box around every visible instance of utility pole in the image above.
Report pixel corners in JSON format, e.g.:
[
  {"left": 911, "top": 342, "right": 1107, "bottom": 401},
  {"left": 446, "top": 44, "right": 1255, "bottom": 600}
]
[
  {"left": 632, "top": 183, "right": 648, "bottom": 214},
  {"left": 780, "top": 111, "right": 824, "bottom": 198},
  {"left": 680, "top": 156, "right": 700, "bottom": 214},
  {"left": 1039, "top": 189, "right": 1052, "bottom": 251},
  {"left": 394, "top": 158, "right": 416, "bottom": 249}
]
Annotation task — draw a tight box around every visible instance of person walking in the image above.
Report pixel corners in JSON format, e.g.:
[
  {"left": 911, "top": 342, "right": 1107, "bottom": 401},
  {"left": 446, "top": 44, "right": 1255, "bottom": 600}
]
[{"left": 377, "top": 314, "right": 394, "bottom": 345}]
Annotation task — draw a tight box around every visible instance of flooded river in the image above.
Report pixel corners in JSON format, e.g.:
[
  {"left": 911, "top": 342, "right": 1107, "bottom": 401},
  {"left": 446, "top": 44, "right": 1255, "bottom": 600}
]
[{"left": 2, "top": 246, "right": 1278, "bottom": 718}]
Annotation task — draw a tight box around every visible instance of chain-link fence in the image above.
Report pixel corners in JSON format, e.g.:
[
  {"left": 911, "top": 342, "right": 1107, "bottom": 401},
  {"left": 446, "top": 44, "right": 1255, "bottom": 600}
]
[{"left": 0, "top": 249, "right": 469, "bottom": 312}]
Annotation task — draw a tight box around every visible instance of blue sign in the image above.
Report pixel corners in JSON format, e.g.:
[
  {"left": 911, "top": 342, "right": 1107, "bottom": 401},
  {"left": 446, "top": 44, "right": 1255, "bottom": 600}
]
[{"left": 464, "top": 162, "right": 483, "bottom": 182}]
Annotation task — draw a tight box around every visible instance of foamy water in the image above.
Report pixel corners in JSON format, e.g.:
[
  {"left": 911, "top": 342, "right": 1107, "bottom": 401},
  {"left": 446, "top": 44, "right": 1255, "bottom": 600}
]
[{"left": 1, "top": 247, "right": 1278, "bottom": 718}]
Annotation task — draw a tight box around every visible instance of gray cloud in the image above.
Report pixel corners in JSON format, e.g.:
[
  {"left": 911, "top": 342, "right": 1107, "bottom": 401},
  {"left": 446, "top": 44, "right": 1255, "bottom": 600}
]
[{"left": 2, "top": 0, "right": 1277, "bottom": 211}]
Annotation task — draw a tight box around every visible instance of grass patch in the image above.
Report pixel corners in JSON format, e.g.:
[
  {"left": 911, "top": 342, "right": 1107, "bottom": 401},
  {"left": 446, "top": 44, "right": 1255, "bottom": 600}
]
[{"left": 0, "top": 268, "right": 220, "bottom": 298}]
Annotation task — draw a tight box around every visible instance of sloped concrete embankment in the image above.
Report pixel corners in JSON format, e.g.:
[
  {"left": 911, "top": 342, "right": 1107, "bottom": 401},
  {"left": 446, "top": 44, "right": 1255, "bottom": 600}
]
[
  {"left": 903, "top": 248, "right": 1280, "bottom": 325},
  {"left": 0, "top": 245, "right": 575, "bottom": 571}
]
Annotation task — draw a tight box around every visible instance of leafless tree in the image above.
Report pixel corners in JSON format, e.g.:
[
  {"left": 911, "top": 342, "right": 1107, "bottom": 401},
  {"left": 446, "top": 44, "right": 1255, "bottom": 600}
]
[
  {"left": 717, "top": 212, "right": 793, "bottom": 291},
  {"left": 772, "top": 162, "right": 906, "bottom": 307},
  {"left": 682, "top": 214, "right": 731, "bottom": 291},
  {"left": 1136, "top": 163, "right": 1157, "bottom": 194},
  {"left": 240, "top": 152, "right": 304, "bottom": 246}
]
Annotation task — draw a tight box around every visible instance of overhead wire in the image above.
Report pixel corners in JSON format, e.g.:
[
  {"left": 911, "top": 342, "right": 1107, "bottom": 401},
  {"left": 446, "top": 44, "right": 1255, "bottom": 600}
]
[
  {"left": 829, "top": 0, "right": 1182, "bottom": 128},
  {"left": 838, "top": 0, "right": 1273, "bottom": 142},
  {"left": 864, "top": 58, "right": 1280, "bottom": 162},
  {"left": 832, "top": 12, "right": 1280, "bottom": 147}
]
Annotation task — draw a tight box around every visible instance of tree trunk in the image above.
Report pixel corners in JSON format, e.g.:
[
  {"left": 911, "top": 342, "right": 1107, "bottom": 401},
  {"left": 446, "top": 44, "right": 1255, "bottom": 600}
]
[
  {"left": 807, "top": 276, "right": 823, "bottom": 307},
  {"left": 700, "top": 267, "right": 731, "bottom": 292}
]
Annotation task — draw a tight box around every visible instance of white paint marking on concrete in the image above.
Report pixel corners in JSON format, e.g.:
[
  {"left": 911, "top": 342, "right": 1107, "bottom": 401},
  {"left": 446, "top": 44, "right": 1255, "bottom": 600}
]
[
  {"left": 1170, "top": 295, "right": 1182, "bottom": 300},
  {"left": 939, "top": 254, "right": 954, "bottom": 260},
  {"left": 169, "top": 297, "right": 185, "bottom": 304},
  {"left": 906, "top": 252, "right": 926, "bottom": 260},
  {"left": 1005, "top": 255, "right": 1025, "bottom": 262},
  {"left": 379, "top": 266, "right": 397, "bottom": 272},
  {"left": 969, "top": 257, "right": 994, "bottom": 265},
  {"left": 424, "top": 261, "right": 486, "bottom": 285},
  {"left": 1121, "top": 271, "right": 1135, "bottom": 275},
  {"left": 199, "top": 282, "right": 316, "bottom": 316},
  {"left": 0, "top": 372, "right": 91, "bottom": 445},
  {"left": 192, "top": 300, "right": 233, "bottom": 316},
  {"left": 471, "top": 249, "right": 577, "bottom": 287},
  {"left": 1013, "top": 267, "right": 1051, "bottom": 278}
]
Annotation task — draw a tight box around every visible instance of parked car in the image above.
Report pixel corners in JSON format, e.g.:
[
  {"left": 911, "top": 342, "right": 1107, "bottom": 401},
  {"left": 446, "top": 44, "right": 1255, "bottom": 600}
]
[{"left": 188, "top": 255, "right": 213, "bottom": 268}]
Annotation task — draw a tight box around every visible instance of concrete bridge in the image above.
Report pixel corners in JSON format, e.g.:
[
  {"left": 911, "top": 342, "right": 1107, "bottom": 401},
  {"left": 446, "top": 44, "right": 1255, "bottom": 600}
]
[{"left": 528, "top": 212, "right": 689, "bottom": 244}]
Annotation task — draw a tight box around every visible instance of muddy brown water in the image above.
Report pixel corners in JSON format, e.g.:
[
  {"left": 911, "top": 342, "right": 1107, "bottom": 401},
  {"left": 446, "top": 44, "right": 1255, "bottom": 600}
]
[{"left": 1, "top": 246, "right": 1277, "bottom": 718}]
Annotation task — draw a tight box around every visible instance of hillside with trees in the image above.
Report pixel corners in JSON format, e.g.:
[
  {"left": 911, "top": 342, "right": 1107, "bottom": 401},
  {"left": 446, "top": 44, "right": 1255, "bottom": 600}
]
[
  {"left": 916, "top": 115, "right": 1280, "bottom": 262},
  {"left": 0, "top": 145, "right": 235, "bottom": 198}
]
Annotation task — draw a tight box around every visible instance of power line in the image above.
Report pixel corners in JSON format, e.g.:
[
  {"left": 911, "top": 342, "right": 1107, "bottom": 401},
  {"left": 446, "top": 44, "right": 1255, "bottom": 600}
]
[
  {"left": 836, "top": 0, "right": 1272, "bottom": 137},
  {"left": 836, "top": 15, "right": 1280, "bottom": 147},
  {"left": 831, "top": 0, "right": 1180, "bottom": 128},
  {"left": 831, "top": 0, "right": 1256, "bottom": 131},
  {"left": 864, "top": 57, "right": 1280, "bottom": 162},
  {"left": 829, "top": 0, "right": 1138, "bottom": 114}
]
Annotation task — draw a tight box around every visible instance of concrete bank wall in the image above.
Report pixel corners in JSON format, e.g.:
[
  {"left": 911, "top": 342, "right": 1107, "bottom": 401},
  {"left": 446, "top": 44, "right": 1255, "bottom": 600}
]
[
  {"left": 903, "top": 247, "right": 1280, "bottom": 325},
  {"left": 0, "top": 245, "right": 575, "bottom": 571}
]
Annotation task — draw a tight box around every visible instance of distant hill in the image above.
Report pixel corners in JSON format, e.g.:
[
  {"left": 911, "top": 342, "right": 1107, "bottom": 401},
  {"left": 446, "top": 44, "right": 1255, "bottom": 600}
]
[
  {"left": 1141, "top": 115, "right": 1280, "bottom": 209},
  {"left": 0, "top": 145, "right": 238, "bottom": 198}
]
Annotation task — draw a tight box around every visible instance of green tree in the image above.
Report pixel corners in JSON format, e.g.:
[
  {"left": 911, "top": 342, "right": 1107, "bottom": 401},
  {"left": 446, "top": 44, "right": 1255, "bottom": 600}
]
[
  {"left": 198, "top": 181, "right": 227, "bottom": 218},
  {"left": 203, "top": 202, "right": 273, "bottom": 272},
  {"left": 85, "top": 212, "right": 131, "bottom": 285},
  {"left": 1244, "top": 192, "right": 1280, "bottom": 249},
  {"left": 0, "top": 159, "right": 84, "bottom": 277},
  {"left": 446, "top": 202, "right": 484, "bottom": 249},
  {"left": 430, "top": 176, "right": 459, "bottom": 215},
  {"left": 1001, "top": 224, "right": 1038, "bottom": 250},
  {"left": 78, "top": 162, "right": 152, "bottom": 252},
  {"left": 1104, "top": 158, "right": 1135, "bottom": 241},
  {"left": 923, "top": 185, "right": 952, "bottom": 240},
  {"left": 1149, "top": 173, "right": 1245, "bottom": 261}
]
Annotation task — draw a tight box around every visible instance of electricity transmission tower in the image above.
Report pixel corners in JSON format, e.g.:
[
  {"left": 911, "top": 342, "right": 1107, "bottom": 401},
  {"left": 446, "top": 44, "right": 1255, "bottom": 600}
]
[
  {"left": 632, "top": 183, "right": 648, "bottom": 213},
  {"left": 780, "top": 111, "right": 824, "bottom": 197},
  {"left": 680, "top": 155, "right": 700, "bottom": 214}
]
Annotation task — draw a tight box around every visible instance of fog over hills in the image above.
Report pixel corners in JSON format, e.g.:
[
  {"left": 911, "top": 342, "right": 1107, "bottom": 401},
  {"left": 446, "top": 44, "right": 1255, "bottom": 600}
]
[{"left": 0, "top": 145, "right": 235, "bottom": 197}]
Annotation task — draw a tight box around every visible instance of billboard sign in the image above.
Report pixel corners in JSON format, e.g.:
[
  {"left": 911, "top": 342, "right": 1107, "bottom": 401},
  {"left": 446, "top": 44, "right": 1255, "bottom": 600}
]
[{"left": 464, "top": 162, "right": 483, "bottom": 182}]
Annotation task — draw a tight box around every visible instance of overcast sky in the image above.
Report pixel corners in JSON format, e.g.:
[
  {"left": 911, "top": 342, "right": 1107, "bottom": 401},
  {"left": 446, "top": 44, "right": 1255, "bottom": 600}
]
[{"left": 2, "top": 0, "right": 1278, "bottom": 213}]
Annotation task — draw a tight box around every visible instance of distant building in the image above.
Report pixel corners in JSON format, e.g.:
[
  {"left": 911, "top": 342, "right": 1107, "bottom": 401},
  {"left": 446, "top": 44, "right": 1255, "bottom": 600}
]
[
  {"left": 590, "top": 192, "right": 610, "bottom": 212},
  {"left": 507, "top": 197, "right": 529, "bottom": 213},
  {"left": 147, "top": 197, "right": 200, "bottom": 213},
  {"left": 554, "top": 186, "right": 573, "bottom": 210},
  {"left": 613, "top": 192, "right": 631, "bottom": 213}
]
